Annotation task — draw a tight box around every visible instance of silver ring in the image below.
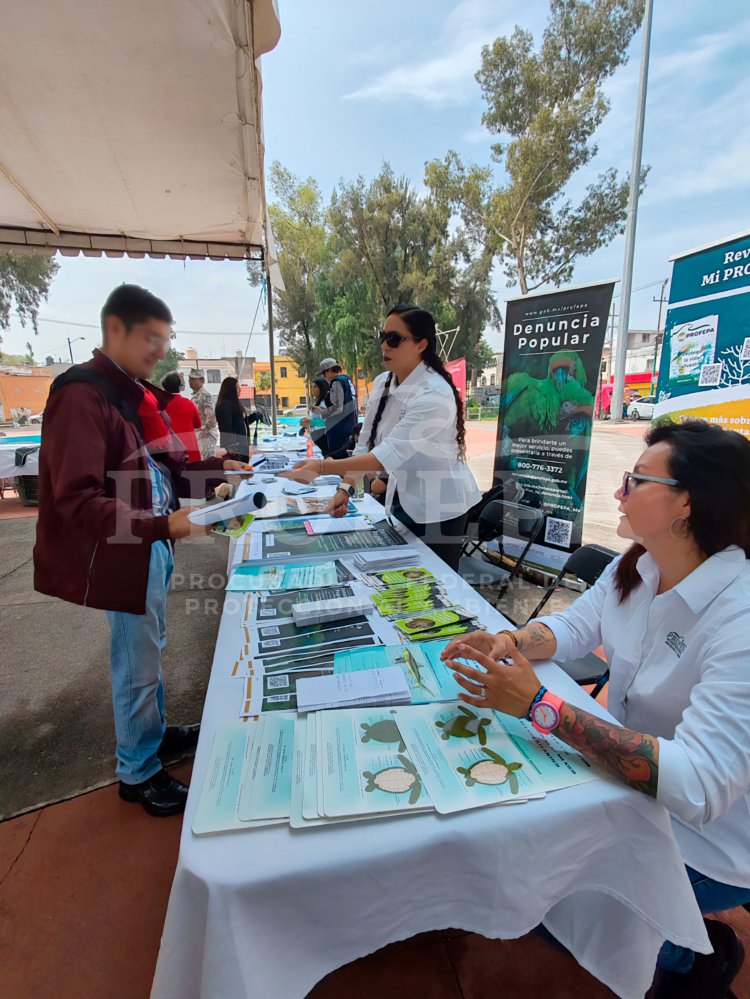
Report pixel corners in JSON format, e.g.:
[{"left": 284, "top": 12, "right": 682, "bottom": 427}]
[{"left": 477, "top": 686, "right": 487, "bottom": 699}]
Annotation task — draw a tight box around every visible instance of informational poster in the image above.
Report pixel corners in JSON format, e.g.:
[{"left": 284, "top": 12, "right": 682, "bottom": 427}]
[
  {"left": 655, "top": 230, "right": 750, "bottom": 439},
  {"left": 493, "top": 281, "right": 614, "bottom": 570}
]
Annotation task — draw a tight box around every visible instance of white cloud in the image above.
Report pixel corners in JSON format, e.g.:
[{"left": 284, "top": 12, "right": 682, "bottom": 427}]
[{"left": 345, "top": 0, "right": 530, "bottom": 105}]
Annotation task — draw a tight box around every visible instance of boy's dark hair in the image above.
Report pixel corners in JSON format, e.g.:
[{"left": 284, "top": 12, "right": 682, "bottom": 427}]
[
  {"left": 161, "top": 372, "right": 183, "bottom": 394},
  {"left": 100, "top": 284, "right": 173, "bottom": 338}
]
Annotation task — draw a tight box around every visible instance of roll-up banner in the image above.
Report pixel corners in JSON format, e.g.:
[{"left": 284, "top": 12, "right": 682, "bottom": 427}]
[
  {"left": 493, "top": 281, "right": 615, "bottom": 571},
  {"left": 444, "top": 357, "right": 467, "bottom": 403},
  {"left": 654, "top": 229, "right": 750, "bottom": 439}
]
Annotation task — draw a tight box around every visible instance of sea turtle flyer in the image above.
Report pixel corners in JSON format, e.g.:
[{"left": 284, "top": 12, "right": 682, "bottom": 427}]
[{"left": 391, "top": 704, "right": 601, "bottom": 814}]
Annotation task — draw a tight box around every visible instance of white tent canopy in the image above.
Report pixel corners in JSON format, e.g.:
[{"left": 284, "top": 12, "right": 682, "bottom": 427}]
[{"left": 0, "top": 0, "right": 281, "bottom": 261}]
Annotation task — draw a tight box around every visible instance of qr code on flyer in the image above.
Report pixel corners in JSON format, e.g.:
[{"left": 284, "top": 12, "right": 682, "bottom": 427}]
[
  {"left": 267, "top": 674, "right": 289, "bottom": 689},
  {"left": 699, "top": 362, "right": 723, "bottom": 386},
  {"left": 544, "top": 517, "right": 573, "bottom": 548}
]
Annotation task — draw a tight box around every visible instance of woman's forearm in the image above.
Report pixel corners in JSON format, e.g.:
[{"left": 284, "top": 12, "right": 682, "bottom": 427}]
[
  {"left": 321, "top": 454, "right": 384, "bottom": 476},
  {"left": 507, "top": 621, "right": 558, "bottom": 660},
  {"left": 554, "top": 703, "right": 660, "bottom": 798}
]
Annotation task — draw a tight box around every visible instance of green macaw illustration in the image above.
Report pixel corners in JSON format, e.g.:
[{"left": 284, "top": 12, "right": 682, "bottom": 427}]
[
  {"left": 499, "top": 351, "right": 595, "bottom": 508},
  {"left": 362, "top": 754, "right": 423, "bottom": 805},
  {"left": 457, "top": 748, "right": 523, "bottom": 793},
  {"left": 360, "top": 719, "right": 406, "bottom": 752},
  {"left": 435, "top": 705, "right": 491, "bottom": 746}
]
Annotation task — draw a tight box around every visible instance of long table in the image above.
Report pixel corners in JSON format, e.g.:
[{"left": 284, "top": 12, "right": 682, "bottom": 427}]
[{"left": 151, "top": 495, "right": 709, "bottom": 999}]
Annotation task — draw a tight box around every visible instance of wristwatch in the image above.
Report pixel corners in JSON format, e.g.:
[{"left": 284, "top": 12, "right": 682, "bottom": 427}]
[
  {"left": 527, "top": 687, "right": 564, "bottom": 734},
  {"left": 337, "top": 483, "right": 356, "bottom": 497}
]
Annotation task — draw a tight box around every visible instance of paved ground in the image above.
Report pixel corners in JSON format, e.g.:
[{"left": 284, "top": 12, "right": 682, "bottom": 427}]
[{"left": 0, "top": 518, "right": 230, "bottom": 818}]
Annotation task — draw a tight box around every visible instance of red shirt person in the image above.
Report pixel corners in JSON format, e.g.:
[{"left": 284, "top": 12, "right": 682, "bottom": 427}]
[{"left": 161, "top": 371, "right": 201, "bottom": 462}]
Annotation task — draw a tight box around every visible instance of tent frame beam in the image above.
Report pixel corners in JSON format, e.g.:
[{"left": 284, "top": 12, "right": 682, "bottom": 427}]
[{"left": 0, "top": 226, "right": 263, "bottom": 261}]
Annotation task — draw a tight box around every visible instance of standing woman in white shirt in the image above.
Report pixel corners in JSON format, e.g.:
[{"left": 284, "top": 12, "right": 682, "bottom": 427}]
[
  {"left": 441, "top": 419, "right": 750, "bottom": 998},
  {"left": 282, "top": 305, "right": 481, "bottom": 570}
]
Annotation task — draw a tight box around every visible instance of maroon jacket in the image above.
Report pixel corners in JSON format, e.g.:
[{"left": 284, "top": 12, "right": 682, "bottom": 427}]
[{"left": 33, "top": 349, "right": 226, "bottom": 614}]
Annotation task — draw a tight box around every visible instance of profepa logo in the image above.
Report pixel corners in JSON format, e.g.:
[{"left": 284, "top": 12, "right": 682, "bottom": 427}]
[{"left": 665, "top": 631, "right": 687, "bottom": 657}]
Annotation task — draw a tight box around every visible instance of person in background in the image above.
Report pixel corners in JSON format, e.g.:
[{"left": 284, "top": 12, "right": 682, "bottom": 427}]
[
  {"left": 284, "top": 306, "right": 481, "bottom": 571},
  {"left": 441, "top": 420, "right": 750, "bottom": 998},
  {"left": 308, "top": 375, "right": 330, "bottom": 453},
  {"left": 215, "top": 376, "right": 251, "bottom": 462},
  {"left": 315, "top": 358, "right": 356, "bottom": 458},
  {"left": 161, "top": 372, "right": 201, "bottom": 463},
  {"left": 188, "top": 367, "right": 218, "bottom": 459},
  {"left": 34, "top": 284, "right": 250, "bottom": 817}
]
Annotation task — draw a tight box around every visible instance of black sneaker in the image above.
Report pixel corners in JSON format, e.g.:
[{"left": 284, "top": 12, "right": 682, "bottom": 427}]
[
  {"left": 159, "top": 724, "right": 200, "bottom": 758},
  {"left": 656, "top": 918, "right": 745, "bottom": 998},
  {"left": 119, "top": 769, "right": 189, "bottom": 817}
]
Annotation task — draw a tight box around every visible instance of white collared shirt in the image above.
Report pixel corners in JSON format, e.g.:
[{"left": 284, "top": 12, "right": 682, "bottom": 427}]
[
  {"left": 540, "top": 546, "right": 750, "bottom": 887},
  {"left": 353, "top": 363, "right": 481, "bottom": 524}
]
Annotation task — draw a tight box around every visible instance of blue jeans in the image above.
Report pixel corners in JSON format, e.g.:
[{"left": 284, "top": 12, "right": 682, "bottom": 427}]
[
  {"left": 105, "top": 541, "right": 174, "bottom": 784},
  {"left": 658, "top": 865, "right": 750, "bottom": 973}
]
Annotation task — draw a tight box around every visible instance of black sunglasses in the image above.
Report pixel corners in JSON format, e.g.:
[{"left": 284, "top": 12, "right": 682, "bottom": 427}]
[{"left": 377, "top": 330, "right": 419, "bottom": 348}]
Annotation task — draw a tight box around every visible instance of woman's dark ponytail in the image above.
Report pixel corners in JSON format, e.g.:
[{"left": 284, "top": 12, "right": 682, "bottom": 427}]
[
  {"left": 367, "top": 372, "right": 393, "bottom": 451},
  {"left": 382, "top": 305, "right": 467, "bottom": 460}
]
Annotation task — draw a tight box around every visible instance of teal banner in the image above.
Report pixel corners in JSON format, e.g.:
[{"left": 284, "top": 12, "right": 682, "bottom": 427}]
[{"left": 668, "top": 231, "right": 750, "bottom": 305}]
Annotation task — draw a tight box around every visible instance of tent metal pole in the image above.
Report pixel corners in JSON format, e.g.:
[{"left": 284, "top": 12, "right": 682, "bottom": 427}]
[{"left": 265, "top": 256, "right": 278, "bottom": 434}]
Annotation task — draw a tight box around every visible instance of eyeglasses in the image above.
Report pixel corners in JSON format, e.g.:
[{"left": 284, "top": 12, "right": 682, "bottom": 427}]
[
  {"left": 621, "top": 471, "right": 680, "bottom": 495},
  {"left": 377, "top": 330, "right": 418, "bottom": 348}
]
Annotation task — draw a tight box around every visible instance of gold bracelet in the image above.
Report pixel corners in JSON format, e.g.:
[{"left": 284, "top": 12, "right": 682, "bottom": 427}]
[{"left": 497, "top": 629, "right": 518, "bottom": 648}]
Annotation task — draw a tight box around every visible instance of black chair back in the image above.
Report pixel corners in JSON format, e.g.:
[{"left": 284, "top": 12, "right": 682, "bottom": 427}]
[{"left": 526, "top": 543, "right": 618, "bottom": 621}]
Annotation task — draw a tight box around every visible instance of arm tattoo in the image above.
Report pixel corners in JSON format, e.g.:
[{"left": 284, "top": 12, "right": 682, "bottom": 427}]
[
  {"left": 555, "top": 703, "right": 659, "bottom": 798},
  {"left": 515, "top": 621, "right": 555, "bottom": 653}
]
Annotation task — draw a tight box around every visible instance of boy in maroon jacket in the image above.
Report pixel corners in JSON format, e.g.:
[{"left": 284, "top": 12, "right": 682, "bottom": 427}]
[{"left": 34, "top": 285, "right": 247, "bottom": 815}]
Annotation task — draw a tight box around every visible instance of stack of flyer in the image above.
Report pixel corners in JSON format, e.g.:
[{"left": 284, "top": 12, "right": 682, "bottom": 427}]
[
  {"left": 353, "top": 548, "right": 419, "bottom": 572},
  {"left": 295, "top": 666, "right": 411, "bottom": 712}
]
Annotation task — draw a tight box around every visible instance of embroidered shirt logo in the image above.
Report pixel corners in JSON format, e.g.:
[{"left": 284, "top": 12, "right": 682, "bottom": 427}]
[{"left": 665, "top": 631, "right": 687, "bottom": 657}]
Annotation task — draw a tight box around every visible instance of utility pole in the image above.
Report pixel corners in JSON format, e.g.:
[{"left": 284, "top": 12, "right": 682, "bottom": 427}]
[
  {"left": 611, "top": 0, "right": 654, "bottom": 422},
  {"left": 651, "top": 277, "right": 668, "bottom": 392}
]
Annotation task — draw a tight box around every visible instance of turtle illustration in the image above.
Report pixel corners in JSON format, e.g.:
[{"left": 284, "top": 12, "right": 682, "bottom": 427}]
[
  {"left": 360, "top": 719, "right": 406, "bottom": 752},
  {"left": 362, "top": 754, "right": 423, "bottom": 805},
  {"left": 457, "top": 749, "right": 523, "bottom": 793},
  {"left": 435, "top": 705, "right": 491, "bottom": 746}
]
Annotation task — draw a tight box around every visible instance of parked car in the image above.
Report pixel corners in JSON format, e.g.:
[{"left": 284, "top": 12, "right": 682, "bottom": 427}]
[
  {"left": 627, "top": 395, "right": 655, "bottom": 420},
  {"left": 284, "top": 404, "right": 309, "bottom": 418},
  {"left": 29, "top": 411, "right": 44, "bottom": 424}
]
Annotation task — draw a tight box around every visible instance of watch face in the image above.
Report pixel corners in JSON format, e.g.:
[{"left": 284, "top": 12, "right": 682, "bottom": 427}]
[{"left": 532, "top": 702, "right": 559, "bottom": 729}]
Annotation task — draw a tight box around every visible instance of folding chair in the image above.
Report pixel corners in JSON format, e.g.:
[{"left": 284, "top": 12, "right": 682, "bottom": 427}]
[
  {"left": 459, "top": 499, "right": 544, "bottom": 607},
  {"left": 525, "top": 543, "right": 618, "bottom": 694},
  {"left": 462, "top": 474, "right": 523, "bottom": 553}
]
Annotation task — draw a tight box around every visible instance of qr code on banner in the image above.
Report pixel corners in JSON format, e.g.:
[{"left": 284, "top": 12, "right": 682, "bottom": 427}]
[
  {"left": 544, "top": 517, "right": 573, "bottom": 548},
  {"left": 267, "top": 674, "right": 289, "bottom": 689},
  {"left": 699, "top": 362, "right": 723, "bottom": 387},
  {"left": 741, "top": 337, "right": 750, "bottom": 361}
]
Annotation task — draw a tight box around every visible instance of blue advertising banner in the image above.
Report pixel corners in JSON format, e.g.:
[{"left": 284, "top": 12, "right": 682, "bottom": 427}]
[{"left": 493, "top": 281, "right": 614, "bottom": 571}]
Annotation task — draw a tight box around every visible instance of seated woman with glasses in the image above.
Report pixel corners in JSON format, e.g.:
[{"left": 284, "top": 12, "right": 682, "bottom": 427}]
[
  {"left": 281, "top": 304, "right": 481, "bottom": 570},
  {"left": 440, "top": 419, "right": 750, "bottom": 997}
]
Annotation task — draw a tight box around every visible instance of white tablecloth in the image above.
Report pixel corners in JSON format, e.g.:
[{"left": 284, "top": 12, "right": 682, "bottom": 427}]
[
  {"left": 152, "top": 497, "right": 709, "bottom": 999},
  {"left": 0, "top": 443, "right": 39, "bottom": 478}
]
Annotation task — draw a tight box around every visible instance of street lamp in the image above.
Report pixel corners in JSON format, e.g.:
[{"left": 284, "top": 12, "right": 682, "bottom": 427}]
[{"left": 67, "top": 336, "right": 85, "bottom": 363}]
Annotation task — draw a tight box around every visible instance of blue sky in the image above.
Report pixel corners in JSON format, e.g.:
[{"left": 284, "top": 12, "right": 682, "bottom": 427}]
[{"left": 5, "top": 0, "right": 749, "bottom": 364}]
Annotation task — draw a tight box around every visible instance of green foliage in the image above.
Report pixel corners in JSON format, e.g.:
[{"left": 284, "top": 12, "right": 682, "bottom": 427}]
[
  {"left": 0, "top": 252, "right": 59, "bottom": 334},
  {"left": 254, "top": 162, "right": 502, "bottom": 386},
  {"left": 153, "top": 346, "right": 185, "bottom": 385},
  {"left": 425, "top": 0, "right": 646, "bottom": 294},
  {"left": 256, "top": 370, "right": 272, "bottom": 391}
]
